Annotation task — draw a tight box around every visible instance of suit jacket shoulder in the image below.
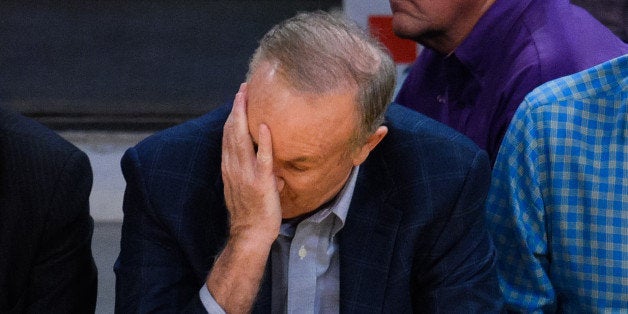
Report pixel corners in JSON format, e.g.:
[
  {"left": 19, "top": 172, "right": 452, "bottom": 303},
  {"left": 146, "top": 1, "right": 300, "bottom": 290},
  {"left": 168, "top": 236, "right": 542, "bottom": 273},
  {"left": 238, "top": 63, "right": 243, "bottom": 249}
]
[
  {"left": 373, "top": 103, "right": 486, "bottom": 201},
  {"left": 116, "top": 104, "right": 233, "bottom": 312},
  {"left": 0, "top": 106, "right": 96, "bottom": 313},
  {"left": 125, "top": 104, "right": 230, "bottom": 218},
  {"left": 0, "top": 106, "right": 86, "bottom": 166},
  {"left": 338, "top": 104, "right": 499, "bottom": 312}
]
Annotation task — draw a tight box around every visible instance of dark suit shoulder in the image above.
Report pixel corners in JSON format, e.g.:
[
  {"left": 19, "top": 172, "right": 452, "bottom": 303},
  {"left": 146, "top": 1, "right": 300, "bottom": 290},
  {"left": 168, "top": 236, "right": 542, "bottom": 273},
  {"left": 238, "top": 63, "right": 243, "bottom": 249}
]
[
  {"left": 0, "top": 107, "right": 96, "bottom": 313},
  {"left": 367, "top": 104, "right": 490, "bottom": 212},
  {"left": 119, "top": 105, "right": 229, "bottom": 255},
  {"left": 383, "top": 103, "right": 483, "bottom": 159},
  {"left": 116, "top": 107, "right": 231, "bottom": 313},
  {"left": 0, "top": 107, "right": 85, "bottom": 163},
  {"left": 132, "top": 104, "right": 229, "bottom": 163},
  {"left": 0, "top": 107, "right": 91, "bottom": 197},
  {"left": 122, "top": 105, "right": 230, "bottom": 216}
]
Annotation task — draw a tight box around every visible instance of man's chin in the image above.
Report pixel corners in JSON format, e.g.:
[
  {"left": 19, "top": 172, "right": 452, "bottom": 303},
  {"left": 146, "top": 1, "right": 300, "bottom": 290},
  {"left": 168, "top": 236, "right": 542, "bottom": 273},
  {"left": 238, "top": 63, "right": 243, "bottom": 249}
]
[{"left": 280, "top": 203, "right": 316, "bottom": 220}]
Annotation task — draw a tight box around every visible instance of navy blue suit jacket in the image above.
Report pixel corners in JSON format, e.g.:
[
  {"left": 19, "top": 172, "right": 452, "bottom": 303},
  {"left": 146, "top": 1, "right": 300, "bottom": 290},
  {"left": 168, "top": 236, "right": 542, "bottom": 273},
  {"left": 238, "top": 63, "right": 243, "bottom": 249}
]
[
  {"left": 115, "top": 104, "right": 502, "bottom": 313},
  {"left": 0, "top": 107, "right": 97, "bottom": 313}
]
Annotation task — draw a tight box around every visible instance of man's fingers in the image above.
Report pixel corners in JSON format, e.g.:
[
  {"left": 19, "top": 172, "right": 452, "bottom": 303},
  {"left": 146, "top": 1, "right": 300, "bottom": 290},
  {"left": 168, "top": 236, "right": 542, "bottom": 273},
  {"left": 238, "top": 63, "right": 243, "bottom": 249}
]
[
  {"left": 224, "top": 83, "right": 246, "bottom": 125},
  {"left": 223, "top": 83, "right": 254, "bottom": 169},
  {"left": 232, "top": 90, "right": 249, "bottom": 139},
  {"left": 256, "top": 124, "right": 273, "bottom": 174}
]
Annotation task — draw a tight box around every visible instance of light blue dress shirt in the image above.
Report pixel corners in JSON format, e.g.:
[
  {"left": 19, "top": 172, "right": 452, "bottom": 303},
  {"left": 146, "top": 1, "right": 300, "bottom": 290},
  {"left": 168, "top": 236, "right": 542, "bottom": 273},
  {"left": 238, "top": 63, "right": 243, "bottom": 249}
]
[
  {"left": 486, "top": 55, "right": 628, "bottom": 312},
  {"left": 200, "top": 166, "right": 358, "bottom": 313}
]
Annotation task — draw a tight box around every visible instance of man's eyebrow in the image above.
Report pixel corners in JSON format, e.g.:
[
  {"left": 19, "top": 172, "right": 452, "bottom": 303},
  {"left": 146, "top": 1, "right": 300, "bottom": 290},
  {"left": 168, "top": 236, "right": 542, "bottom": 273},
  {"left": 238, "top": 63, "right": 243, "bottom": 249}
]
[
  {"left": 287, "top": 156, "right": 310, "bottom": 163},
  {"left": 286, "top": 154, "right": 324, "bottom": 165}
]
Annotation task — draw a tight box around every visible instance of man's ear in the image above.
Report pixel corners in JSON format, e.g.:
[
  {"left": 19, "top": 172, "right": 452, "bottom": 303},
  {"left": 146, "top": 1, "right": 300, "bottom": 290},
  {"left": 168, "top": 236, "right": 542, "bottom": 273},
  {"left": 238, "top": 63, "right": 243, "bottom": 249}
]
[{"left": 351, "top": 126, "right": 388, "bottom": 166}]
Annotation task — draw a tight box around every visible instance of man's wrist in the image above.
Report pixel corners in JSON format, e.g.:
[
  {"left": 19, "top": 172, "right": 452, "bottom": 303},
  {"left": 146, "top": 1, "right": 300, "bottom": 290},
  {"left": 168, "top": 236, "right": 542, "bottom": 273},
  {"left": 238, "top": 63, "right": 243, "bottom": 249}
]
[
  {"left": 229, "top": 224, "right": 278, "bottom": 247},
  {"left": 205, "top": 230, "right": 273, "bottom": 313}
]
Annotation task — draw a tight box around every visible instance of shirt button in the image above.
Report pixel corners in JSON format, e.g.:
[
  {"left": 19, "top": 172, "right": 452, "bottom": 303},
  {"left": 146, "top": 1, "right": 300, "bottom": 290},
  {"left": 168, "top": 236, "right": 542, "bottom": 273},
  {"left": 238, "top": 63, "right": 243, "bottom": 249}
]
[
  {"left": 298, "top": 245, "right": 307, "bottom": 260},
  {"left": 437, "top": 95, "right": 447, "bottom": 104}
]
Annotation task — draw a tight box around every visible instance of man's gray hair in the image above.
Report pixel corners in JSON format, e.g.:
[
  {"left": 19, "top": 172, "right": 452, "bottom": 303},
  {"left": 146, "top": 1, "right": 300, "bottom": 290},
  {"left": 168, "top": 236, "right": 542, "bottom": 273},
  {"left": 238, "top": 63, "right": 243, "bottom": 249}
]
[{"left": 247, "top": 11, "right": 396, "bottom": 142}]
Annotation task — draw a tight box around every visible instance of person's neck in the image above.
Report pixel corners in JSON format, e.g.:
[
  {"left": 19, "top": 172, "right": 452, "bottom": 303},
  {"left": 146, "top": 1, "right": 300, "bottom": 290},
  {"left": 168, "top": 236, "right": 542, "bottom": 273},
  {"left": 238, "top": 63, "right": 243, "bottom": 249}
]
[
  {"left": 281, "top": 197, "right": 336, "bottom": 224},
  {"left": 423, "top": 0, "right": 497, "bottom": 54}
]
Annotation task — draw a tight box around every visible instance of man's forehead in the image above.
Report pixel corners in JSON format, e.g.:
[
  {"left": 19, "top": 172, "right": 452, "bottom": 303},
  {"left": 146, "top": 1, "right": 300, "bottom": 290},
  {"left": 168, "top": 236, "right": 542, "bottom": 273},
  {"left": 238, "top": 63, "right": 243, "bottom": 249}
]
[
  {"left": 245, "top": 59, "right": 360, "bottom": 155},
  {"left": 246, "top": 104, "right": 354, "bottom": 165},
  {"left": 247, "top": 70, "right": 357, "bottom": 126}
]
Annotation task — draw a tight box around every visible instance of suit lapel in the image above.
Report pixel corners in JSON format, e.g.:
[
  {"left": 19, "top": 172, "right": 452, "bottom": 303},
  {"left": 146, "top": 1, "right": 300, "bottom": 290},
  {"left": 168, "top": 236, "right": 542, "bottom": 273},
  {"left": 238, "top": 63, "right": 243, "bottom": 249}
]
[{"left": 339, "top": 153, "right": 402, "bottom": 312}]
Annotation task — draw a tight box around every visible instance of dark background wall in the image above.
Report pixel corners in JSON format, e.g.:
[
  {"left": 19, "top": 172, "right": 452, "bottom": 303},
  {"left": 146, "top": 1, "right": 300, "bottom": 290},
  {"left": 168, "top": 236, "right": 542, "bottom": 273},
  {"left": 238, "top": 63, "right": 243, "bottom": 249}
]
[
  {"left": 571, "top": 0, "right": 628, "bottom": 43},
  {"left": 0, "top": 1, "right": 341, "bottom": 129}
]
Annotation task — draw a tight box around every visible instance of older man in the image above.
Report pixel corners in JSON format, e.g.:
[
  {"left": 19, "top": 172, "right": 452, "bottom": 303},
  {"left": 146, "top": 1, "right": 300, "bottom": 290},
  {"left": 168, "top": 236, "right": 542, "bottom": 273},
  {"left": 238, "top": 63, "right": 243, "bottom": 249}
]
[
  {"left": 390, "top": 0, "right": 627, "bottom": 164},
  {"left": 115, "top": 11, "right": 501, "bottom": 313}
]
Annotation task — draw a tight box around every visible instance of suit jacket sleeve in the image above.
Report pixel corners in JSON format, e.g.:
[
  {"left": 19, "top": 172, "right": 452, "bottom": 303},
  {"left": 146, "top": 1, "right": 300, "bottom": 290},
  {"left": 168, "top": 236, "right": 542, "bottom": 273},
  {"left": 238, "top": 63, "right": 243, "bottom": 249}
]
[
  {"left": 26, "top": 149, "right": 98, "bottom": 313},
  {"left": 115, "top": 147, "right": 208, "bottom": 313},
  {"left": 413, "top": 149, "right": 503, "bottom": 312}
]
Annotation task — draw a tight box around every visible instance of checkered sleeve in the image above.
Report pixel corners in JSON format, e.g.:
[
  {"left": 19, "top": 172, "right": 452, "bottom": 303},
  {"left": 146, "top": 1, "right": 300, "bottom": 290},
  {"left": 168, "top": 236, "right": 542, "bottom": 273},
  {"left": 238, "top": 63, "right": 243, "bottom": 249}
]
[
  {"left": 487, "top": 54, "right": 628, "bottom": 312},
  {"left": 486, "top": 98, "right": 556, "bottom": 312}
]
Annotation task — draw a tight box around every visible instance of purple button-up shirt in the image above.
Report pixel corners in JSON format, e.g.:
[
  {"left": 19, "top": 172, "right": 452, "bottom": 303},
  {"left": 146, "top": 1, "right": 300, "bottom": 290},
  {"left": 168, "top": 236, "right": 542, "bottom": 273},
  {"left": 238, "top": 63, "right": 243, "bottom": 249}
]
[{"left": 395, "top": 0, "right": 628, "bottom": 164}]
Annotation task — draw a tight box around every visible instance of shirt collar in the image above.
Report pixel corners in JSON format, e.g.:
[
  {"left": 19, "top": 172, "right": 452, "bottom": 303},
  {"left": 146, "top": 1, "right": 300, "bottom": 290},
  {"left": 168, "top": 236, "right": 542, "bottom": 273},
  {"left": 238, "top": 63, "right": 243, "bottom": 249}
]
[
  {"left": 308, "top": 165, "right": 358, "bottom": 226},
  {"left": 279, "top": 166, "right": 359, "bottom": 237},
  {"left": 453, "top": 0, "right": 533, "bottom": 78}
]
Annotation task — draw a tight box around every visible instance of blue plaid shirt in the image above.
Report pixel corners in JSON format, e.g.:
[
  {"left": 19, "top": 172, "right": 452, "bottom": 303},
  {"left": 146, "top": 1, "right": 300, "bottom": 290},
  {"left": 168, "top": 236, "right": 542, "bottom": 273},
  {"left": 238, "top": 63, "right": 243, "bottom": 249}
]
[{"left": 486, "top": 55, "right": 628, "bottom": 312}]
